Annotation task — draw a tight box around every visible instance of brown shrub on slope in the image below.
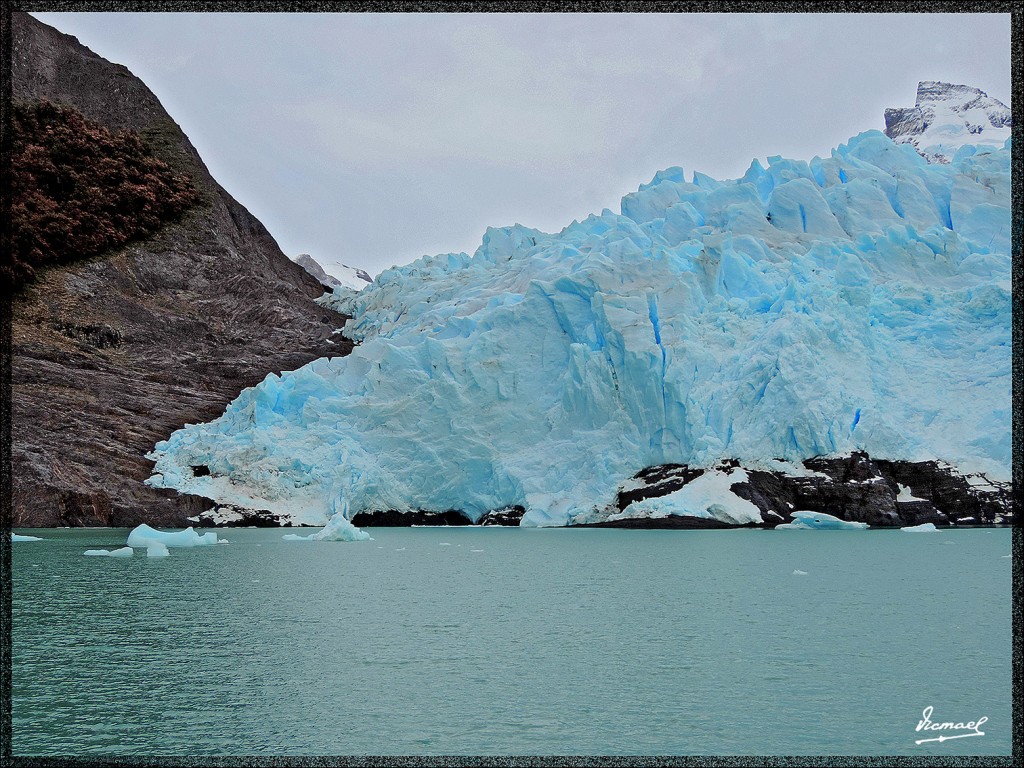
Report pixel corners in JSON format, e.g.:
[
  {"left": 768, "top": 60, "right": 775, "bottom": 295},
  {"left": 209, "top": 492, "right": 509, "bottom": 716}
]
[{"left": 6, "top": 100, "right": 200, "bottom": 290}]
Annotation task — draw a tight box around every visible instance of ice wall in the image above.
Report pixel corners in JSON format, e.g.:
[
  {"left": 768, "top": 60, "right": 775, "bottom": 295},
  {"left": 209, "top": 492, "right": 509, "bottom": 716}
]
[{"left": 147, "top": 131, "right": 1011, "bottom": 527}]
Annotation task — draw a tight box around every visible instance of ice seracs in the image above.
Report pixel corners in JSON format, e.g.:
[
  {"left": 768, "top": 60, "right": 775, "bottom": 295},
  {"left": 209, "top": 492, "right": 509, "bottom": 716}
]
[
  {"left": 147, "top": 122, "right": 1010, "bottom": 529},
  {"left": 884, "top": 81, "right": 1011, "bottom": 164}
]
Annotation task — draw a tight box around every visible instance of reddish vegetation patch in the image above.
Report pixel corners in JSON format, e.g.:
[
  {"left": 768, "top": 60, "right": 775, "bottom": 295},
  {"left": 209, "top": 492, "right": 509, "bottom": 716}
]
[{"left": 5, "top": 100, "right": 200, "bottom": 291}]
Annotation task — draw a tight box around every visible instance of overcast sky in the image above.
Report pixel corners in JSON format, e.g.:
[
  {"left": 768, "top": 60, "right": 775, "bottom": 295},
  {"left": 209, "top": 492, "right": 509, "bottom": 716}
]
[{"left": 32, "top": 12, "right": 1011, "bottom": 278}]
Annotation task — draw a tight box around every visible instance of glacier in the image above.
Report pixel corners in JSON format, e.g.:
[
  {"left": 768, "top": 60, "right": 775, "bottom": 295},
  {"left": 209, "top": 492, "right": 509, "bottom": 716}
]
[{"left": 147, "top": 129, "right": 1011, "bottom": 528}]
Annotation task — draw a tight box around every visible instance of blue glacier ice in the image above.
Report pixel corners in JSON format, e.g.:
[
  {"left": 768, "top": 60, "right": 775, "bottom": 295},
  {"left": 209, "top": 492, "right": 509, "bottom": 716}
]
[{"left": 147, "top": 131, "right": 1011, "bottom": 527}]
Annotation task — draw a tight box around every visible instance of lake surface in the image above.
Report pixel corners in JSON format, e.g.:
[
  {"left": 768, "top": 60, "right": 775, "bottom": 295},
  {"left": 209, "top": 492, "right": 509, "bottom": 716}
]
[{"left": 11, "top": 526, "right": 1012, "bottom": 756}]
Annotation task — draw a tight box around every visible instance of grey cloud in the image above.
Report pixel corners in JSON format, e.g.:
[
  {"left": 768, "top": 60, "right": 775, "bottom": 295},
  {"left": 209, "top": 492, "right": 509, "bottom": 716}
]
[{"left": 31, "top": 12, "right": 1010, "bottom": 278}]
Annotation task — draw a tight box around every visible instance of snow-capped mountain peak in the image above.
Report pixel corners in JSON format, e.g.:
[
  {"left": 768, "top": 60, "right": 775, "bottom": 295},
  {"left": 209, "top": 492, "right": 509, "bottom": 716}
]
[
  {"left": 293, "top": 253, "right": 372, "bottom": 291},
  {"left": 884, "top": 80, "right": 1011, "bottom": 164}
]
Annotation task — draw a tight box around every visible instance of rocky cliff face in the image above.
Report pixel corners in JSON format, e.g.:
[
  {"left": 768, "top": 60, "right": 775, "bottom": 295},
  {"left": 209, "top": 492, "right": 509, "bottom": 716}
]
[{"left": 8, "top": 12, "right": 352, "bottom": 527}]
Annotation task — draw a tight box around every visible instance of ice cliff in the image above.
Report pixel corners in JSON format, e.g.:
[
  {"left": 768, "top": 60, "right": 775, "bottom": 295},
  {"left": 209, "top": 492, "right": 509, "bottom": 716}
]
[
  {"left": 884, "top": 81, "right": 1011, "bottom": 164},
  {"left": 148, "top": 129, "right": 1011, "bottom": 527}
]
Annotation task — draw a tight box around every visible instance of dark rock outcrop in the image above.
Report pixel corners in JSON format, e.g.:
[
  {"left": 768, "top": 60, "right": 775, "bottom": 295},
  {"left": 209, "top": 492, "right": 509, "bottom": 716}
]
[
  {"left": 350, "top": 509, "right": 474, "bottom": 527},
  {"left": 477, "top": 505, "right": 526, "bottom": 526},
  {"left": 9, "top": 12, "right": 352, "bottom": 527},
  {"left": 191, "top": 504, "right": 295, "bottom": 528}
]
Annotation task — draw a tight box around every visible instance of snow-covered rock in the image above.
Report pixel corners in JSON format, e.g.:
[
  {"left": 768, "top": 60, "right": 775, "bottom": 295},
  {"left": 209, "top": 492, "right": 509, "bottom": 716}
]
[
  {"left": 147, "top": 128, "right": 1010, "bottom": 528},
  {"left": 884, "top": 81, "right": 1011, "bottom": 164},
  {"left": 579, "top": 467, "right": 763, "bottom": 526}
]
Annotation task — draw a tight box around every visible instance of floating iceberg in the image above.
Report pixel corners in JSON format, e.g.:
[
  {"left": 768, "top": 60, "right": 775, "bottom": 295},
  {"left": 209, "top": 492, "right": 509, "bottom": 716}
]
[
  {"left": 901, "top": 522, "right": 939, "bottom": 533},
  {"left": 146, "top": 541, "right": 171, "bottom": 557},
  {"left": 126, "top": 524, "right": 219, "bottom": 548},
  {"left": 83, "top": 547, "right": 134, "bottom": 557},
  {"left": 12, "top": 533, "right": 42, "bottom": 542},
  {"left": 282, "top": 508, "right": 371, "bottom": 542},
  {"left": 775, "top": 511, "right": 869, "bottom": 530},
  {"left": 147, "top": 129, "right": 1010, "bottom": 528}
]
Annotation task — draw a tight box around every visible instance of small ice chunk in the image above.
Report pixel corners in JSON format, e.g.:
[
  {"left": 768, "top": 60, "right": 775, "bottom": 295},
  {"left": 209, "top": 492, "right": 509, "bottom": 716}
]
[
  {"left": 12, "top": 533, "right": 42, "bottom": 542},
  {"left": 218, "top": 539, "right": 230, "bottom": 544},
  {"left": 282, "top": 510, "right": 371, "bottom": 542},
  {"left": 126, "top": 523, "right": 219, "bottom": 548},
  {"left": 901, "top": 523, "right": 939, "bottom": 533},
  {"left": 84, "top": 547, "right": 134, "bottom": 558},
  {"left": 792, "top": 569, "right": 809, "bottom": 576},
  {"left": 146, "top": 542, "right": 170, "bottom": 558},
  {"left": 775, "top": 511, "right": 868, "bottom": 530}
]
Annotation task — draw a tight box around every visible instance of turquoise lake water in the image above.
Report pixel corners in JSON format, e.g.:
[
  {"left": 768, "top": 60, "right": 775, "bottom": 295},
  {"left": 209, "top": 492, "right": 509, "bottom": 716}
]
[{"left": 10, "top": 526, "right": 1013, "bottom": 756}]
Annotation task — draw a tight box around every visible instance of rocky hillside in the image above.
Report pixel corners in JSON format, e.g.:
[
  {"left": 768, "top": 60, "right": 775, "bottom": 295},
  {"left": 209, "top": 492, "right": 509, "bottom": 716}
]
[{"left": 8, "top": 12, "right": 352, "bottom": 527}]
